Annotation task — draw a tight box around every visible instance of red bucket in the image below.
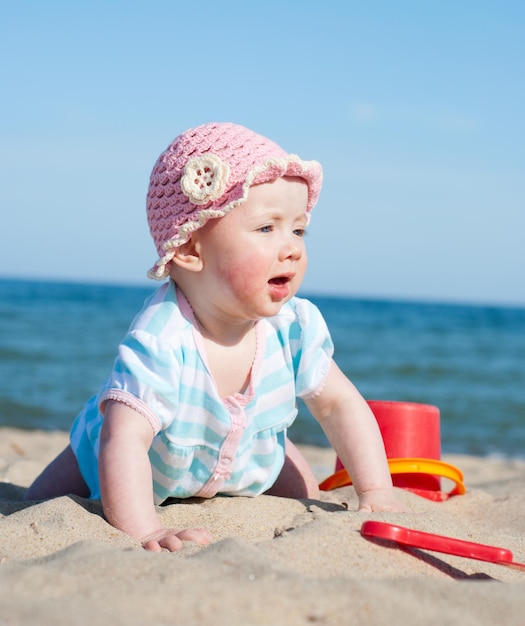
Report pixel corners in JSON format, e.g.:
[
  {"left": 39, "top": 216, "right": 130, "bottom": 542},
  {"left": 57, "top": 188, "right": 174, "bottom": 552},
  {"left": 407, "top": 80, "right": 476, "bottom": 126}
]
[{"left": 335, "top": 400, "right": 442, "bottom": 491}]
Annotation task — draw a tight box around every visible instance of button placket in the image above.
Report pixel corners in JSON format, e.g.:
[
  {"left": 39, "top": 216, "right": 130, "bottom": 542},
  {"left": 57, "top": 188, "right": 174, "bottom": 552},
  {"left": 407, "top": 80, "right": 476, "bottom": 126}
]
[{"left": 195, "top": 397, "right": 248, "bottom": 498}]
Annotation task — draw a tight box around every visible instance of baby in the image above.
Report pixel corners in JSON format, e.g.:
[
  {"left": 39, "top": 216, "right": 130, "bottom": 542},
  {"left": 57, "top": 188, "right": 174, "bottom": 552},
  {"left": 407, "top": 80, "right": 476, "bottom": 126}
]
[{"left": 27, "top": 122, "right": 404, "bottom": 551}]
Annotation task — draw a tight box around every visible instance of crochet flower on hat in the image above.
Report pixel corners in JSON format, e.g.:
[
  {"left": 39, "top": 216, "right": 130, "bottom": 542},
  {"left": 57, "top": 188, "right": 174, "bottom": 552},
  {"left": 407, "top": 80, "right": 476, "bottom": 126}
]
[{"left": 180, "top": 154, "right": 230, "bottom": 205}]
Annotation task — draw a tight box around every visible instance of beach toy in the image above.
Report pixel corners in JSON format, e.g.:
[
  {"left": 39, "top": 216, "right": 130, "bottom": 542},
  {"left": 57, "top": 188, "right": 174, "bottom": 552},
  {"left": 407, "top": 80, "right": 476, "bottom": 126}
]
[
  {"left": 319, "top": 400, "right": 466, "bottom": 500},
  {"left": 360, "top": 521, "right": 525, "bottom": 572},
  {"left": 319, "top": 458, "right": 466, "bottom": 501}
]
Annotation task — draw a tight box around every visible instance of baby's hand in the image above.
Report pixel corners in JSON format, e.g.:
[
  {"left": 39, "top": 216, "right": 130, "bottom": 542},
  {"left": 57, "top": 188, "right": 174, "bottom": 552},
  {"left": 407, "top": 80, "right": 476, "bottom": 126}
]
[
  {"left": 141, "top": 527, "right": 212, "bottom": 552},
  {"left": 357, "top": 488, "right": 406, "bottom": 513}
]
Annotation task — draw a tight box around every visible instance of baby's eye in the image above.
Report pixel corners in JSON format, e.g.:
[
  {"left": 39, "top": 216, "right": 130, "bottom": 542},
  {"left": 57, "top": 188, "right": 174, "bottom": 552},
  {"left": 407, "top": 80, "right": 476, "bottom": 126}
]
[
  {"left": 258, "top": 225, "right": 273, "bottom": 233},
  {"left": 293, "top": 227, "right": 307, "bottom": 237}
]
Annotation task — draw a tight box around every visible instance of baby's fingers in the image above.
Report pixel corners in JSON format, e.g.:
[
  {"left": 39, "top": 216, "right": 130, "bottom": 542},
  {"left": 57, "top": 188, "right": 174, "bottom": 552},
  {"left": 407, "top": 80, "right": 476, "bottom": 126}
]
[
  {"left": 174, "top": 527, "right": 212, "bottom": 545},
  {"left": 146, "top": 534, "right": 183, "bottom": 552},
  {"left": 141, "top": 527, "right": 212, "bottom": 552}
]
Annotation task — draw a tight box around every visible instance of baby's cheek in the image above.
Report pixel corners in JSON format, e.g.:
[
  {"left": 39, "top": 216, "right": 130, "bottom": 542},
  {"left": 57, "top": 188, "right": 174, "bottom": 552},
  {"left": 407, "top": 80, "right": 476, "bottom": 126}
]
[{"left": 222, "top": 257, "right": 264, "bottom": 293}]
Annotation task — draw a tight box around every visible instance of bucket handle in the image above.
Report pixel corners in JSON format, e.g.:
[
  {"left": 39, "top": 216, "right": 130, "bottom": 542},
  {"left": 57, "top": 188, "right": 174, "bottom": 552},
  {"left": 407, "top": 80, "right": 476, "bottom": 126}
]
[{"left": 319, "top": 458, "right": 466, "bottom": 501}]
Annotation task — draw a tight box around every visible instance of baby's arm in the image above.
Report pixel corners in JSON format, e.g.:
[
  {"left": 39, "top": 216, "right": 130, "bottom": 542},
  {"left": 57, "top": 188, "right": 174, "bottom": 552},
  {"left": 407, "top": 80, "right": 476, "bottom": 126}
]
[
  {"left": 305, "top": 361, "right": 405, "bottom": 512},
  {"left": 99, "top": 400, "right": 211, "bottom": 551}
]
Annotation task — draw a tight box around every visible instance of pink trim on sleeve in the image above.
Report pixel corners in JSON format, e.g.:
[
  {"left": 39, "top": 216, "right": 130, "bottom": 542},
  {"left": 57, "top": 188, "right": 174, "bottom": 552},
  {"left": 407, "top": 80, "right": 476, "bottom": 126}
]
[{"left": 100, "top": 389, "right": 162, "bottom": 435}]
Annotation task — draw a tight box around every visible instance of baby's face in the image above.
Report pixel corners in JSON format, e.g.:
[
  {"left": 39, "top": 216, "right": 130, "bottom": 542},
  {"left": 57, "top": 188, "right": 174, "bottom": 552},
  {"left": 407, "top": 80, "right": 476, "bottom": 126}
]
[{"left": 193, "top": 176, "right": 309, "bottom": 321}]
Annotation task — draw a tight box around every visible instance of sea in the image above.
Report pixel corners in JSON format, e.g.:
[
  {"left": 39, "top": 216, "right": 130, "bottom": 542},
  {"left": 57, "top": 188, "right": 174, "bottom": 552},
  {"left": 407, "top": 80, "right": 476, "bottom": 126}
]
[{"left": 1, "top": 278, "right": 524, "bottom": 459}]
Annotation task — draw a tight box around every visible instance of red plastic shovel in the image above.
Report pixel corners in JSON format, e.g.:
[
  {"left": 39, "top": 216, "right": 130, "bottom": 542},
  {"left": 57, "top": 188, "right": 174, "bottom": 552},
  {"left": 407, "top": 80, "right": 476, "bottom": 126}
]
[{"left": 361, "top": 521, "right": 525, "bottom": 571}]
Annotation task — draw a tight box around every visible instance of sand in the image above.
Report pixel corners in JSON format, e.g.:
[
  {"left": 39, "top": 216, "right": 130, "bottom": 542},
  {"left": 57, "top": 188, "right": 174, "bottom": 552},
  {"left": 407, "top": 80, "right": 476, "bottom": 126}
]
[{"left": 1, "top": 427, "right": 525, "bottom": 625}]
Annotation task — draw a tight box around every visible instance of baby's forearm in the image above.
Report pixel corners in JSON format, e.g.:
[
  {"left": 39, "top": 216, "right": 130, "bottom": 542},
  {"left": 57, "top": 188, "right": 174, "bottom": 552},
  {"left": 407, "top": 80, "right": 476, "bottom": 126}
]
[
  {"left": 98, "top": 401, "right": 162, "bottom": 542},
  {"left": 321, "top": 401, "right": 406, "bottom": 512},
  {"left": 99, "top": 432, "right": 162, "bottom": 541},
  {"left": 323, "top": 402, "right": 393, "bottom": 494}
]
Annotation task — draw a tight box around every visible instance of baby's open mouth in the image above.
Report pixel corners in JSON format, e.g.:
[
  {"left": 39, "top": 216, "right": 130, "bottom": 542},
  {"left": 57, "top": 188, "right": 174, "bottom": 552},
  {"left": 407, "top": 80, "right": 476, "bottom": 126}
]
[{"left": 268, "top": 276, "right": 289, "bottom": 286}]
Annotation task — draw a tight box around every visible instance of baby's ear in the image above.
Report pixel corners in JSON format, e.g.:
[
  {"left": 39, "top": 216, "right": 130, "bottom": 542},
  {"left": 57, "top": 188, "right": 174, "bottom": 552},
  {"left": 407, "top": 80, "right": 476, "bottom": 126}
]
[{"left": 170, "top": 237, "right": 203, "bottom": 272}]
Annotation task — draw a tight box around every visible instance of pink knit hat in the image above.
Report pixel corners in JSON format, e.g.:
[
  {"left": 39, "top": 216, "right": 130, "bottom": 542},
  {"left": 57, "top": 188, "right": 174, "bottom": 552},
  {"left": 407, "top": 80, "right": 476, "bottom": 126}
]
[{"left": 146, "top": 122, "right": 323, "bottom": 279}]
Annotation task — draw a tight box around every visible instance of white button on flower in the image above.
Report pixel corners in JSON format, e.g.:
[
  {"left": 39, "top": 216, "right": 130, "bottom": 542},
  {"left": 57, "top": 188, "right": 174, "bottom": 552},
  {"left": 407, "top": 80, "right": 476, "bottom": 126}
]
[{"left": 180, "top": 154, "right": 230, "bottom": 205}]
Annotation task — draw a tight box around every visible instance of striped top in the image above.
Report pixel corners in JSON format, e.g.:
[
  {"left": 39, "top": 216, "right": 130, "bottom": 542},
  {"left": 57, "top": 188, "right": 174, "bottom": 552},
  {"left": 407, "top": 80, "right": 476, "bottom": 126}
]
[{"left": 70, "top": 281, "right": 334, "bottom": 504}]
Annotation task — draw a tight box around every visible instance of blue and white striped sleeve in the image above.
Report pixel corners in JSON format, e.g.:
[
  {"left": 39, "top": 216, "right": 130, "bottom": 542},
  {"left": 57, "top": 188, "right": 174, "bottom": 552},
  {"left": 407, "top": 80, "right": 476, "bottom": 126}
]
[
  {"left": 289, "top": 298, "right": 334, "bottom": 399},
  {"left": 100, "top": 329, "right": 182, "bottom": 433}
]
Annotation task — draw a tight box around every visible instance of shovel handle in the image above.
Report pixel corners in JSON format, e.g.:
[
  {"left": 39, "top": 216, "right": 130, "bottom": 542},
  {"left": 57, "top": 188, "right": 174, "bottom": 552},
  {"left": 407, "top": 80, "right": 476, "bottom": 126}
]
[{"left": 361, "top": 521, "right": 520, "bottom": 566}]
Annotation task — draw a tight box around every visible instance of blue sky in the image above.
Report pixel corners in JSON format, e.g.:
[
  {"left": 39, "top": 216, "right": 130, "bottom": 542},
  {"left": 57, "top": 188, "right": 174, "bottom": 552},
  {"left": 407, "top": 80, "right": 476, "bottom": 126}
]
[{"left": 1, "top": 1, "right": 524, "bottom": 306}]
